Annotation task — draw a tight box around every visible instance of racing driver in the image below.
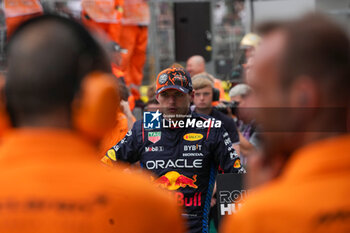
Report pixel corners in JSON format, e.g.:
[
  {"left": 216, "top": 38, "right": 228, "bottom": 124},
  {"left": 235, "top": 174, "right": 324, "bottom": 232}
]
[{"left": 103, "top": 68, "right": 245, "bottom": 233}]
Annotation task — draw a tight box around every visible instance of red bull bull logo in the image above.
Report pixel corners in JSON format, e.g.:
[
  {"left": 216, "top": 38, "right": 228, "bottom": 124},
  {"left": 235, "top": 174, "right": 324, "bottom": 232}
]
[
  {"left": 155, "top": 171, "right": 198, "bottom": 190},
  {"left": 175, "top": 174, "right": 198, "bottom": 188}
]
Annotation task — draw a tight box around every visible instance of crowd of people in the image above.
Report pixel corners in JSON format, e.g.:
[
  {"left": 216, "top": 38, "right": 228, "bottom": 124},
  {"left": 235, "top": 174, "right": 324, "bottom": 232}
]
[{"left": 0, "top": 1, "right": 349, "bottom": 233}]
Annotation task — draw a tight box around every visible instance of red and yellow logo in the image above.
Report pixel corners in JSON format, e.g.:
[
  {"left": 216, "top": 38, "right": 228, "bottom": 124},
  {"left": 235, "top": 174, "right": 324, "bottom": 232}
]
[
  {"left": 233, "top": 159, "right": 241, "bottom": 168},
  {"left": 183, "top": 133, "right": 203, "bottom": 141},
  {"left": 155, "top": 171, "right": 198, "bottom": 190}
]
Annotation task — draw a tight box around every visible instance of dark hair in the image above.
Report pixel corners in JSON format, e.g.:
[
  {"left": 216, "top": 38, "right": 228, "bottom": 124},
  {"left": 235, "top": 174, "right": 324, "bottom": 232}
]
[
  {"left": 280, "top": 14, "right": 350, "bottom": 103},
  {"left": 5, "top": 14, "right": 111, "bottom": 126}
]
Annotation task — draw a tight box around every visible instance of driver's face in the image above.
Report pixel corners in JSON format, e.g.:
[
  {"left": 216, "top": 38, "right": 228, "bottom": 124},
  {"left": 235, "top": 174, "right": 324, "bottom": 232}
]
[{"left": 156, "top": 89, "right": 191, "bottom": 117}]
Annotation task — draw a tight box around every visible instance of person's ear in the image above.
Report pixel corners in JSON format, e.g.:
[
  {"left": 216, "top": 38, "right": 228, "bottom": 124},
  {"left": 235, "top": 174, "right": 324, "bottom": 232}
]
[
  {"left": 289, "top": 76, "right": 319, "bottom": 107},
  {"left": 72, "top": 72, "right": 119, "bottom": 142},
  {"left": 287, "top": 76, "right": 320, "bottom": 131}
]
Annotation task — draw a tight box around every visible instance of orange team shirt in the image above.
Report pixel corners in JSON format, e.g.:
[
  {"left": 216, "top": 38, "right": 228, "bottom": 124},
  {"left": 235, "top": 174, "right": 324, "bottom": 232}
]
[
  {"left": 4, "top": 0, "right": 43, "bottom": 38},
  {"left": 81, "top": 0, "right": 119, "bottom": 23},
  {"left": 100, "top": 111, "right": 135, "bottom": 154},
  {"left": 0, "top": 129, "right": 185, "bottom": 233},
  {"left": 121, "top": 0, "right": 150, "bottom": 26},
  {"left": 222, "top": 134, "right": 350, "bottom": 233},
  {"left": 81, "top": 0, "right": 123, "bottom": 39}
]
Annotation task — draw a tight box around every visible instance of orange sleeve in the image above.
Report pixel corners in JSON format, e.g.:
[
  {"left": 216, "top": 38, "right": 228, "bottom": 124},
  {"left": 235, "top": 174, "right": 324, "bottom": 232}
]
[{"left": 99, "top": 112, "right": 128, "bottom": 154}]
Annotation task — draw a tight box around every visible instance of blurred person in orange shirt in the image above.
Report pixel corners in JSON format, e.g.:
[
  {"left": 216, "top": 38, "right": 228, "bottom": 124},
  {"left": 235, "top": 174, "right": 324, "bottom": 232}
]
[
  {"left": 221, "top": 14, "right": 350, "bottom": 233},
  {"left": 109, "top": 0, "right": 149, "bottom": 90},
  {"left": 4, "top": 0, "right": 43, "bottom": 38},
  {"left": 81, "top": 0, "right": 126, "bottom": 82},
  {"left": 186, "top": 55, "right": 226, "bottom": 102},
  {"left": 81, "top": 0, "right": 123, "bottom": 37},
  {"left": 0, "top": 14, "right": 185, "bottom": 233},
  {"left": 109, "top": 41, "right": 127, "bottom": 79}
]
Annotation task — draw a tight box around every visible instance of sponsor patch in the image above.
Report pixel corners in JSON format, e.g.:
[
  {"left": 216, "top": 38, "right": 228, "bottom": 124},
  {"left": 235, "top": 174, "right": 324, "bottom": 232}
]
[
  {"left": 107, "top": 149, "right": 116, "bottom": 161},
  {"left": 113, "top": 145, "right": 120, "bottom": 151},
  {"left": 184, "top": 144, "right": 202, "bottom": 151},
  {"left": 158, "top": 73, "right": 168, "bottom": 85},
  {"left": 120, "top": 138, "right": 126, "bottom": 144},
  {"left": 146, "top": 159, "right": 202, "bottom": 169},
  {"left": 155, "top": 171, "right": 198, "bottom": 191},
  {"left": 224, "top": 137, "right": 232, "bottom": 146},
  {"left": 183, "top": 133, "right": 203, "bottom": 141},
  {"left": 233, "top": 159, "right": 241, "bottom": 168},
  {"left": 230, "top": 151, "right": 238, "bottom": 159},
  {"left": 182, "top": 153, "right": 204, "bottom": 157},
  {"left": 148, "top": 131, "right": 161, "bottom": 143},
  {"left": 145, "top": 146, "right": 164, "bottom": 152}
]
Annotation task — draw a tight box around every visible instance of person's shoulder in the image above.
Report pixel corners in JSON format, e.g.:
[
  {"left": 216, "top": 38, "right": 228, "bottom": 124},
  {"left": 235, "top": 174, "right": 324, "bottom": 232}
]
[
  {"left": 67, "top": 163, "right": 184, "bottom": 232},
  {"left": 133, "top": 119, "right": 143, "bottom": 127},
  {"left": 222, "top": 181, "right": 287, "bottom": 233},
  {"left": 130, "top": 119, "right": 143, "bottom": 132},
  {"left": 243, "top": 181, "right": 286, "bottom": 207},
  {"left": 96, "top": 167, "right": 184, "bottom": 232}
]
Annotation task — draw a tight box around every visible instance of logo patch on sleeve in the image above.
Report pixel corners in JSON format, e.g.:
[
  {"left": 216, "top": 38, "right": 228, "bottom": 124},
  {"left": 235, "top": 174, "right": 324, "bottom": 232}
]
[
  {"left": 107, "top": 149, "right": 116, "bottom": 161},
  {"left": 233, "top": 159, "right": 241, "bottom": 168}
]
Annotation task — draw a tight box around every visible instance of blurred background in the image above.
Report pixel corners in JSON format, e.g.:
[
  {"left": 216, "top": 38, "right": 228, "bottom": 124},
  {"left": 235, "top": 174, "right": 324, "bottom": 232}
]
[{"left": 1, "top": 0, "right": 349, "bottom": 85}]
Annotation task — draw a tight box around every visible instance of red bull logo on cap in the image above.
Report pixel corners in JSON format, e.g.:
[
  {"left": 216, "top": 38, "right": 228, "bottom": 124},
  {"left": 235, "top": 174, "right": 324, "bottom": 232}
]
[{"left": 155, "top": 171, "right": 198, "bottom": 190}]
